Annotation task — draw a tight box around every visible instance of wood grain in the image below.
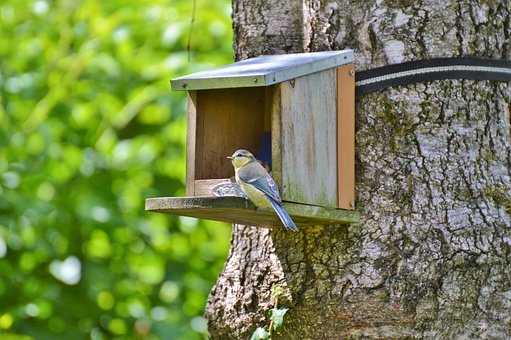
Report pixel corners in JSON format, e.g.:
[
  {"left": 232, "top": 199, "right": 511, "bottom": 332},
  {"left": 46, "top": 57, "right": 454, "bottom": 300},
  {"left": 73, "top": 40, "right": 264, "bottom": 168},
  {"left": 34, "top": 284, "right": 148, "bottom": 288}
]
[
  {"left": 145, "top": 196, "right": 360, "bottom": 226},
  {"left": 195, "top": 88, "right": 266, "bottom": 180},
  {"left": 337, "top": 65, "right": 355, "bottom": 209},
  {"left": 269, "top": 85, "right": 282, "bottom": 188},
  {"left": 278, "top": 69, "right": 338, "bottom": 208},
  {"left": 186, "top": 91, "right": 197, "bottom": 196},
  {"left": 264, "top": 87, "right": 273, "bottom": 132}
]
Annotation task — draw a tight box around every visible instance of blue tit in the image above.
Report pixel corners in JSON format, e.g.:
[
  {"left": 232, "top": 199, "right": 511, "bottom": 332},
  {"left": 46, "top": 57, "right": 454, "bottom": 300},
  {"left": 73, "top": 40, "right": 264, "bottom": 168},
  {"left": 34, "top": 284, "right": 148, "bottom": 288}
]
[{"left": 227, "top": 149, "right": 298, "bottom": 231}]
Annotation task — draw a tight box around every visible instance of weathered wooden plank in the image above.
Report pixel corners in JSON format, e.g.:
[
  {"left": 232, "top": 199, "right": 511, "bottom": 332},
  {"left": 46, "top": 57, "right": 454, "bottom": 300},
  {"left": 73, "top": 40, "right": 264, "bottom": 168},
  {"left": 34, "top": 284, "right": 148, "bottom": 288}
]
[
  {"left": 269, "top": 85, "right": 282, "bottom": 187},
  {"left": 195, "top": 88, "right": 266, "bottom": 180},
  {"left": 145, "top": 196, "right": 359, "bottom": 226},
  {"left": 278, "top": 69, "right": 338, "bottom": 208},
  {"left": 337, "top": 65, "right": 356, "bottom": 209},
  {"left": 264, "top": 87, "right": 273, "bottom": 132},
  {"left": 186, "top": 91, "right": 197, "bottom": 196}
]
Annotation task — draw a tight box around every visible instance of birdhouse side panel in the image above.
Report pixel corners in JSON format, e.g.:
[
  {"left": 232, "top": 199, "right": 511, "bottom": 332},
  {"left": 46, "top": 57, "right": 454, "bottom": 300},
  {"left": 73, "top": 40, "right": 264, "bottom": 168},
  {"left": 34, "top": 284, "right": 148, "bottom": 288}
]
[
  {"left": 186, "top": 91, "right": 197, "bottom": 196},
  {"left": 336, "top": 65, "right": 356, "bottom": 209},
  {"left": 277, "top": 69, "right": 338, "bottom": 208}
]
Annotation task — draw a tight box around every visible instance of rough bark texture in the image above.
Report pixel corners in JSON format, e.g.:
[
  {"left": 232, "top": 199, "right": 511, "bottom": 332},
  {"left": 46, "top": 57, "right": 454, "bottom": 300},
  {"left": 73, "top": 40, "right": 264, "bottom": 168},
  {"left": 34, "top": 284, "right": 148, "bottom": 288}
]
[{"left": 206, "top": 1, "right": 511, "bottom": 339}]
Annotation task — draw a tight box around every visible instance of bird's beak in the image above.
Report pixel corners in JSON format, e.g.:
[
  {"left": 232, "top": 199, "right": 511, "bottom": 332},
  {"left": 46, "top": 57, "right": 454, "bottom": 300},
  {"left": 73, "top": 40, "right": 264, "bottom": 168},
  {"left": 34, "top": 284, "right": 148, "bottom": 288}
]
[{"left": 226, "top": 156, "right": 233, "bottom": 160}]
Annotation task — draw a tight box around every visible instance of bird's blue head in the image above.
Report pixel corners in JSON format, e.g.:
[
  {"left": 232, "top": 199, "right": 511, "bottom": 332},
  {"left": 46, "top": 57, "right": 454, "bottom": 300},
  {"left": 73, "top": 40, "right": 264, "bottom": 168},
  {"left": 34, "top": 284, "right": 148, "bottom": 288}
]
[{"left": 227, "top": 149, "right": 256, "bottom": 169}]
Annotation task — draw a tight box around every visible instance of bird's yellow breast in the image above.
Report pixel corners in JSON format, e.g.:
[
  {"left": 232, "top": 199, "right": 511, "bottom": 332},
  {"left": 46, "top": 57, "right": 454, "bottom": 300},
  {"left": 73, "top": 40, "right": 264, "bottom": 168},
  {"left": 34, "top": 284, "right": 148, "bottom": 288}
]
[{"left": 236, "top": 174, "right": 272, "bottom": 208}]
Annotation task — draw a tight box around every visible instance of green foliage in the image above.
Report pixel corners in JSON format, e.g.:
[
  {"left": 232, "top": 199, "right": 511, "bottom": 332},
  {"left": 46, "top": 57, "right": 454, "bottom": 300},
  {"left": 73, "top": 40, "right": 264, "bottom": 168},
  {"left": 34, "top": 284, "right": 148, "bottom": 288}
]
[
  {"left": 270, "top": 284, "right": 284, "bottom": 301},
  {"left": 250, "top": 284, "right": 289, "bottom": 340},
  {"left": 250, "top": 327, "right": 270, "bottom": 340},
  {"left": 269, "top": 308, "right": 288, "bottom": 330},
  {"left": 0, "top": 0, "right": 233, "bottom": 339}
]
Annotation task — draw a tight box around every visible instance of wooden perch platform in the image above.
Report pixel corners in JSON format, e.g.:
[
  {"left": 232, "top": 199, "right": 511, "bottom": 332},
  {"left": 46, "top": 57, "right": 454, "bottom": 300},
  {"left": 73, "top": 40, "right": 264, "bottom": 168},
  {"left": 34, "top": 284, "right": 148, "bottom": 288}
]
[{"left": 145, "top": 196, "right": 359, "bottom": 226}]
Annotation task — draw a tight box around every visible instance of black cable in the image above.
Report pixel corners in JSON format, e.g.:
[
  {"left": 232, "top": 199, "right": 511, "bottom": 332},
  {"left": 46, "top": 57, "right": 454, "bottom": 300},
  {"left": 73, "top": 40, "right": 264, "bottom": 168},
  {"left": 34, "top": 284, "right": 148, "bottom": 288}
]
[{"left": 355, "top": 57, "right": 511, "bottom": 96}]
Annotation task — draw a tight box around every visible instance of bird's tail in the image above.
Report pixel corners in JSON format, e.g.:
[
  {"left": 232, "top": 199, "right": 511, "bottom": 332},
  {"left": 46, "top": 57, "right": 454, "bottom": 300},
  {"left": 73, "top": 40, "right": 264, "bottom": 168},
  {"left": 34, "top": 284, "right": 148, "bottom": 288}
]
[{"left": 269, "top": 199, "right": 298, "bottom": 231}]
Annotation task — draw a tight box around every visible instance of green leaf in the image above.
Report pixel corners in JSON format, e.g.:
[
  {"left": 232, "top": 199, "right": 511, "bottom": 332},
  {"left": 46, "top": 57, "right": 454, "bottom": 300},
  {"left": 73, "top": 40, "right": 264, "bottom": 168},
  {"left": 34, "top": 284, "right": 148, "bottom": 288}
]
[
  {"left": 250, "top": 327, "right": 270, "bottom": 340},
  {"left": 270, "top": 308, "right": 289, "bottom": 330},
  {"left": 270, "top": 284, "right": 284, "bottom": 300}
]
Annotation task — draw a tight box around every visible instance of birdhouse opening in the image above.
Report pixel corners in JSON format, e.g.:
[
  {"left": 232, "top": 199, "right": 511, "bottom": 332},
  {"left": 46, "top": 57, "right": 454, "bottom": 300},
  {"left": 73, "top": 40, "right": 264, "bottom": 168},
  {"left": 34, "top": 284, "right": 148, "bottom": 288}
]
[{"left": 187, "top": 86, "right": 275, "bottom": 196}]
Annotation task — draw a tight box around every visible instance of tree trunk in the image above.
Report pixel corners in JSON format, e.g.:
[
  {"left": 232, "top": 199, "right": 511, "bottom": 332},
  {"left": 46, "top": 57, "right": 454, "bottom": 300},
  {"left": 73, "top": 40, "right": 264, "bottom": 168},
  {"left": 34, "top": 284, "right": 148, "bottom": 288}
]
[{"left": 206, "top": 1, "right": 511, "bottom": 339}]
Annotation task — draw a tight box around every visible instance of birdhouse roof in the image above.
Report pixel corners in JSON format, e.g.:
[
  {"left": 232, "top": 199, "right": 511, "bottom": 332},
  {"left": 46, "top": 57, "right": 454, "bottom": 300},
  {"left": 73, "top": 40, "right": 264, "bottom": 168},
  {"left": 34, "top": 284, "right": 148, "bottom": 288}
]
[{"left": 171, "top": 50, "right": 353, "bottom": 91}]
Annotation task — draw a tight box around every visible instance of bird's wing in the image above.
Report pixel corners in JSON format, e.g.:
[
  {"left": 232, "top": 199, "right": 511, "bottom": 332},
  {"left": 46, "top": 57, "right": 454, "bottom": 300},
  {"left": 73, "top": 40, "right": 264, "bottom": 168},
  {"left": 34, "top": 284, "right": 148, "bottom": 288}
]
[
  {"left": 238, "top": 161, "right": 297, "bottom": 231},
  {"left": 238, "top": 161, "right": 282, "bottom": 203},
  {"left": 269, "top": 198, "right": 297, "bottom": 231}
]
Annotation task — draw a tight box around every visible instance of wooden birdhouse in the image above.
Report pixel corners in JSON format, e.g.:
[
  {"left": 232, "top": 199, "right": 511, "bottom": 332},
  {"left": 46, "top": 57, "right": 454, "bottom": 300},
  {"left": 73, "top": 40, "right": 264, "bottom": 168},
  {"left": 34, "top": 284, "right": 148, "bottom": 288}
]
[{"left": 146, "top": 50, "right": 359, "bottom": 226}]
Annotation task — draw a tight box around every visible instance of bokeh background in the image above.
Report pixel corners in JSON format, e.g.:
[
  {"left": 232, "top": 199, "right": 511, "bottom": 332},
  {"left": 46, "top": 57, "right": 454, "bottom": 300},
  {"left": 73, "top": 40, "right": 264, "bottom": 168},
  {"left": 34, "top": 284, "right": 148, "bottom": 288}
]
[{"left": 0, "top": 0, "right": 233, "bottom": 338}]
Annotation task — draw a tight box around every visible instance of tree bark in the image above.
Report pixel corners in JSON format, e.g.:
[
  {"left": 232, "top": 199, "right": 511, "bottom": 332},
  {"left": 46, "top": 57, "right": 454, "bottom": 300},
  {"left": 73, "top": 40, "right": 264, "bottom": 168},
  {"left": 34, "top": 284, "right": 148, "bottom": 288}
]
[{"left": 206, "top": 1, "right": 511, "bottom": 339}]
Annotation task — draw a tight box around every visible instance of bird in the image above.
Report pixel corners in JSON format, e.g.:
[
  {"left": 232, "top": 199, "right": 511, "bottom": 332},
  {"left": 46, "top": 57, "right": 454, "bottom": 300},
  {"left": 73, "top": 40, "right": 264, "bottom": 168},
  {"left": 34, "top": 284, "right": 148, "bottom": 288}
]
[{"left": 227, "top": 149, "right": 298, "bottom": 231}]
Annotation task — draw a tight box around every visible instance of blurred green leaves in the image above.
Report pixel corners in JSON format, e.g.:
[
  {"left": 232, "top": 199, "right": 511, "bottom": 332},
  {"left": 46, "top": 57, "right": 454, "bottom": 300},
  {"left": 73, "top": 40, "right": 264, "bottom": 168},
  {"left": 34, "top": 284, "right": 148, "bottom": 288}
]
[{"left": 0, "top": 0, "right": 233, "bottom": 338}]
